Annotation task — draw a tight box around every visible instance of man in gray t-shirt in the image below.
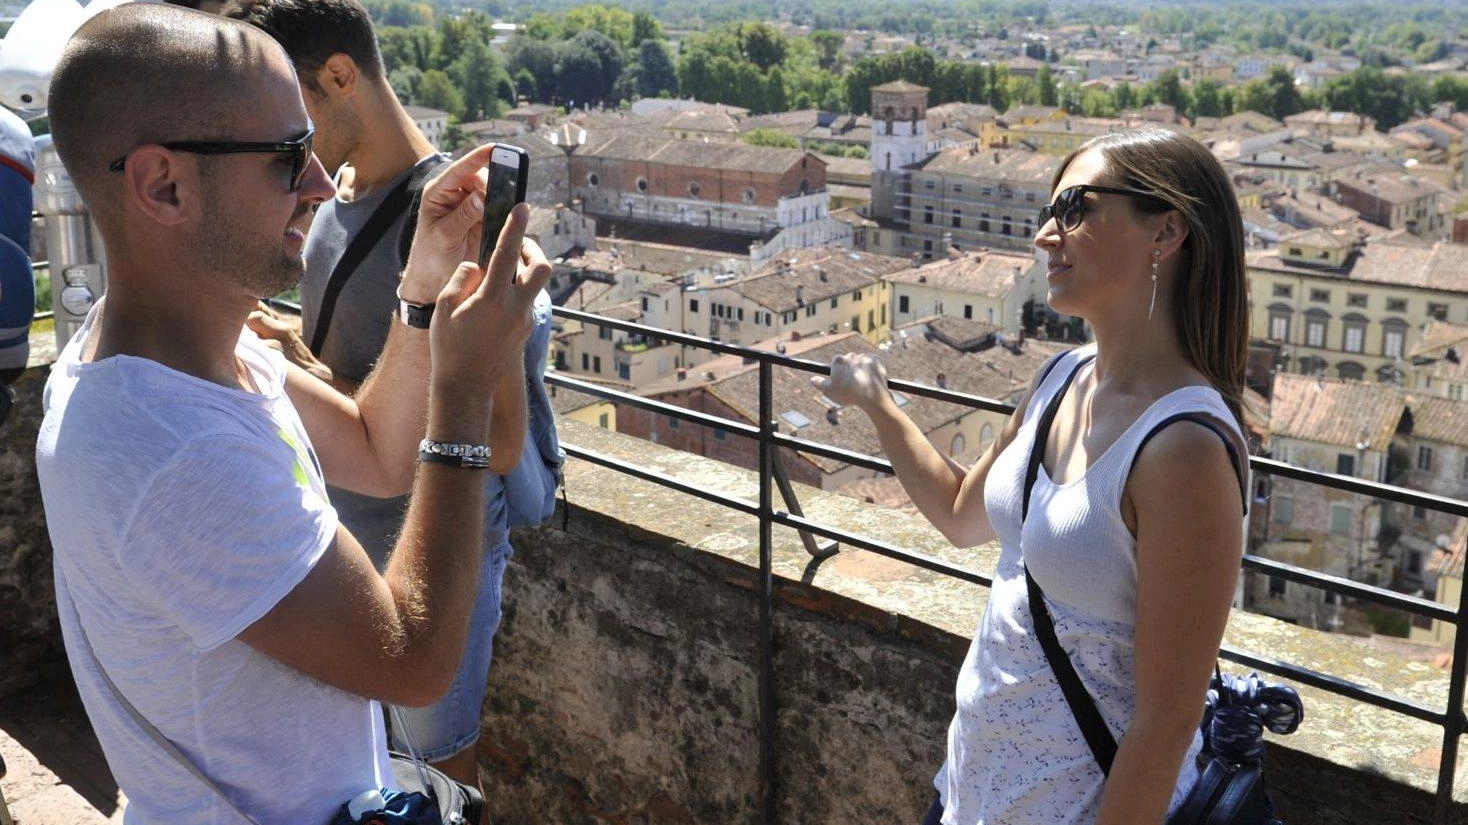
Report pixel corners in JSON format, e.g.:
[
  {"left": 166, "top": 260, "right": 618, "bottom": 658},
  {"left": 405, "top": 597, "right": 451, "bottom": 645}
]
[{"left": 228, "top": 2, "right": 562, "bottom": 816}]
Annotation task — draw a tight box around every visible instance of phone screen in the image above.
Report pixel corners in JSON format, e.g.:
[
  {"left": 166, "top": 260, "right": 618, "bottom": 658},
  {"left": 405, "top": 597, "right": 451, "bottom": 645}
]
[{"left": 477, "top": 146, "right": 528, "bottom": 269}]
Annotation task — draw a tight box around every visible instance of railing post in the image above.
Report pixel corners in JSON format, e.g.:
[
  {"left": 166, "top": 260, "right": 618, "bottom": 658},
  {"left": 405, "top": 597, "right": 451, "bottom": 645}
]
[
  {"left": 1433, "top": 579, "right": 1468, "bottom": 824},
  {"left": 757, "top": 361, "right": 776, "bottom": 825}
]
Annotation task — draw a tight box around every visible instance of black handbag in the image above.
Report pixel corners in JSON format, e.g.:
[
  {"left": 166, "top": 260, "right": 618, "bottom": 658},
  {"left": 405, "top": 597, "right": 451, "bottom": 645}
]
[{"left": 1020, "top": 354, "right": 1301, "bottom": 825}]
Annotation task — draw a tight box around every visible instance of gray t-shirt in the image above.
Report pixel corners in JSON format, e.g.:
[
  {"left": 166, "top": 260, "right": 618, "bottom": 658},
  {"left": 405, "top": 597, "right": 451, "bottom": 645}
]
[{"left": 302, "top": 157, "right": 443, "bottom": 565}]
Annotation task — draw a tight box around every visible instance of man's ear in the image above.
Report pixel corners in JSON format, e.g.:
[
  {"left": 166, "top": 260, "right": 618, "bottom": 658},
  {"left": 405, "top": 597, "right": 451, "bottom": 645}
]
[
  {"left": 123, "top": 147, "right": 197, "bottom": 228},
  {"left": 318, "top": 53, "right": 359, "bottom": 97},
  {"left": 1154, "top": 210, "right": 1190, "bottom": 263}
]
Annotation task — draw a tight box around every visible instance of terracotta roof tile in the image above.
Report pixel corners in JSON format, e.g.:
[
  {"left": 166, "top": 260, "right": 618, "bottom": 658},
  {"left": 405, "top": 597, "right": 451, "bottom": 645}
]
[{"left": 1267, "top": 373, "right": 1405, "bottom": 450}]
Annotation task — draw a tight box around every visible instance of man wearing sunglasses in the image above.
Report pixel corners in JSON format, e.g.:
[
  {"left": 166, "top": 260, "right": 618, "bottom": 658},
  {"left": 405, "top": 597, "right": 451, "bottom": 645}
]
[
  {"left": 223, "top": 1, "right": 563, "bottom": 814},
  {"left": 36, "top": 6, "right": 551, "bottom": 824}
]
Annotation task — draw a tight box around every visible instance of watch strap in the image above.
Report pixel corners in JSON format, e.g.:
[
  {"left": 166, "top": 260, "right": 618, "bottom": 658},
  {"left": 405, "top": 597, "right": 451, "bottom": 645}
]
[
  {"left": 418, "top": 439, "right": 491, "bottom": 469},
  {"left": 396, "top": 285, "right": 435, "bottom": 330}
]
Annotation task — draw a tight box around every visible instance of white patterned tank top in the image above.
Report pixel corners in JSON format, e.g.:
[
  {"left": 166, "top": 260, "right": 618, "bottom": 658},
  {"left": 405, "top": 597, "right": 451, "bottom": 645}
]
[{"left": 934, "top": 344, "right": 1247, "bottom": 824}]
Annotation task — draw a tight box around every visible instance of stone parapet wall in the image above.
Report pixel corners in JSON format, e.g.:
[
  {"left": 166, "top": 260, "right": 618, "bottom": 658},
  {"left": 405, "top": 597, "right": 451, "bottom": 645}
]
[
  {"left": 1, "top": 362, "right": 67, "bottom": 699},
  {"left": 488, "top": 420, "right": 1468, "bottom": 824}
]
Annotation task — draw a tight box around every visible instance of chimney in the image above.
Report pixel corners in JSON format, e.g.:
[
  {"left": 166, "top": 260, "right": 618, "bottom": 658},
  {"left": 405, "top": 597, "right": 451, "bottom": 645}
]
[
  {"left": 791, "top": 330, "right": 803, "bottom": 341},
  {"left": 818, "top": 267, "right": 828, "bottom": 282},
  {"left": 796, "top": 285, "right": 806, "bottom": 305},
  {"left": 936, "top": 372, "right": 948, "bottom": 389},
  {"left": 677, "top": 368, "right": 688, "bottom": 380},
  {"left": 826, "top": 408, "right": 840, "bottom": 425},
  {"left": 910, "top": 252, "right": 922, "bottom": 268}
]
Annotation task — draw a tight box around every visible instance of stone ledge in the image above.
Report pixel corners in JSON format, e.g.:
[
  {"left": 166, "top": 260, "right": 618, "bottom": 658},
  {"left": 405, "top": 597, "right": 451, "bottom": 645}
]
[{"left": 539, "top": 418, "right": 1468, "bottom": 819}]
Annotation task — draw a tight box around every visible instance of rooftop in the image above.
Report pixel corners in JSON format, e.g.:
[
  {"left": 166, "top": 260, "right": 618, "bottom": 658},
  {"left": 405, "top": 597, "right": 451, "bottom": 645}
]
[
  {"left": 885, "top": 249, "right": 1035, "bottom": 298},
  {"left": 1248, "top": 238, "right": 1468, "bottom": 294},
  {"left": 728, "top": 248, "right": 909, "bottom": 313},
  {"left": 1267, "top": 372, "right": 1405, "bottom": 451},
  {"left": 917, "top": 145, "right": 1062, "bottom": 184}
]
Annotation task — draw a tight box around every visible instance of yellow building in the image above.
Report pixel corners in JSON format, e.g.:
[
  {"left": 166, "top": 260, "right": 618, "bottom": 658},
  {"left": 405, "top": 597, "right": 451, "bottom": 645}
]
[
  {"left": 1248, "top": 232, "right": 1468, "bottom": 382},
  {"left": 689, "top": 247, "right": 904, "bottom": 348},
  {"left": 1008, "top": 117, "right": 1122, "bottom": 156}
]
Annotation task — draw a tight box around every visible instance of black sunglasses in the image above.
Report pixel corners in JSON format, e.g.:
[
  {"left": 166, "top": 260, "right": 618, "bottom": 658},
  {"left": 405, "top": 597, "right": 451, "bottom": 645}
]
[
  {"left": 1038, "top": 184, "right": 1169, "bottom": 233},
  {"left": 108, "top": 127, "right": 315, "bottom": 192}
]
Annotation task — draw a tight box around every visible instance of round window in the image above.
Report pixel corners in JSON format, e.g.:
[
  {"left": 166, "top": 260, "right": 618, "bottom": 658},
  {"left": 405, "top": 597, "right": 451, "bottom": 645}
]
[
  {"left": 587, "top": 172, "right": 600, "bottom": 187},
  {"left": 688, "top": 181, "right": 701, "bottom": 198},
  {"left": 742, "top": 188, "right": 756, "bottom": 204},
  {"left": 637, "top": 177, "right": 648, "bottom": 192}
]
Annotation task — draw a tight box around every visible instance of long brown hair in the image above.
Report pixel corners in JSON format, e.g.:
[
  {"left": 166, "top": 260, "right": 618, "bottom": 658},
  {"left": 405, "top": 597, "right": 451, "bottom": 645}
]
[{"left": 1052, "top": 127, "right": 1249, "bottom": 425}]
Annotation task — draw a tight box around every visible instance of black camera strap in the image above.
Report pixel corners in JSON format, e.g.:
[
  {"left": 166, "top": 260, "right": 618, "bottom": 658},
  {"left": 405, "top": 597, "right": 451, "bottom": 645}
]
[
  {"left": 308, "top": 176, "right": 415, "bottom": 358},
  {"left": 309, "top": 154, "right": 449, "bottom": 358}
]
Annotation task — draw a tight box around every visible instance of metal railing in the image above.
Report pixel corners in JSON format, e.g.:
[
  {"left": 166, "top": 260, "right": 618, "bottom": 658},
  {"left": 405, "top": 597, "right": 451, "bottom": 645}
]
[{"left": 549, "top": 305, "right": 1468, "bottom": 824}]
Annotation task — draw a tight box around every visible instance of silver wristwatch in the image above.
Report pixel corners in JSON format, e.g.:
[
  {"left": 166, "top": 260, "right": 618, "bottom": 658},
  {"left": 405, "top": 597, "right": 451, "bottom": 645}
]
[{"left": 417, "top": 439, "right": 492, "bottom": 469}]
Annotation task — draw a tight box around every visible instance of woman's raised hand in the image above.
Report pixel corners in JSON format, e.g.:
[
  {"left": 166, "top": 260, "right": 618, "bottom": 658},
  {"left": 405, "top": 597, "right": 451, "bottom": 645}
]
[{"left": 811, "top": 352, "right": 891, "bottom": 412}]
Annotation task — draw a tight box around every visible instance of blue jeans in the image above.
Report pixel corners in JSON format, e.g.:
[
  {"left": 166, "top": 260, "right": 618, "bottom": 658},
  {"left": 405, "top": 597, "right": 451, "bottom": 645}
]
[
  {"left": 921, "top": 795, "right": 943, "bottom": 825},
  {"left": 390, "top": 539, "right": 512, "bottom": 760}
]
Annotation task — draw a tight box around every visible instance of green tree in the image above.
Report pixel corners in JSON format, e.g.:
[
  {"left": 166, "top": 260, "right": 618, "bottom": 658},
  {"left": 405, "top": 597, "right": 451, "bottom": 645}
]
[
  {"left": 1111, "top": 81, "right": 1136, "bottom": 111},
  {"left": 1319, "top": 66, "right": 1431, "bottom": 130},
  {"left": 451, "top": 37, "right": 510, "bottom": 121},
  {"left": 1191, "top": 78, "right": 1226, "bottom": 118},
  {"left": 377, "top": 25, "right": 439, "bottom": 73},
  {"left": 506, "top": 36, "right": 559, "bottom": 102},
  {"left": 742, "top": 128, "right": 800, "bottom": 148},
  {"left": 631, "top": 39, "right": 679, "bottom": 100},
  {"left": 739, "top": 22, "right": 788, "bottom": 72},
  {"left": 631, "top": 11, "right": 662, "bottom": 46},
  {"left": 1236, "top": 65, "right": 1309, "bottom": 120},
  {"left": 437, "top": 12, "right": 495, "bottom": 68},
  {"left": 563, "top": 4, "right": 637, "bottom": 49},
  {"left": 1433, "top": 76, "right": 1468, "bottom": 112},
  {"left": 1144, "top": 69, "right": 1188, "bottom": 112},
  {"left": 1036, "top": 63, "right": 1057, "bottom": 107},
  {"left": 416, "top": 69, "right": 464, "bottom": 117},
  {"left": 557, "top": 29, "right": 624, "bottom": 107},
  {"left": 388, "top": 66, "right": 422, "bottom": 103},
  {"left": 810, "top": 30, "right": 844, "bottom": 71}
]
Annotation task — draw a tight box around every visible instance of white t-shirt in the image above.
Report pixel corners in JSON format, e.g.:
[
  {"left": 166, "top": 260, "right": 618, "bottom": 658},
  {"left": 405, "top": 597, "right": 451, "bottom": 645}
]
[{"left": 36, "top": 303, "right": 391, "bottom": 825}]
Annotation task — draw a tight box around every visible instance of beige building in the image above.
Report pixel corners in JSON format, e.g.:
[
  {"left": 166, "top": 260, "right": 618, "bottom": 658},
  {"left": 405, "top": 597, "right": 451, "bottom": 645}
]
[
  {"left": 1331, "top": 170, "right": 1449, "bottom": 238},
  {"left": 1407, "top": 321, "right": 1468, "bottom": 401},
  {"left": 1389, "top": 395, "right": 1468, "bottom": 597},
  {"left": 1248, "top": 233, "right": 1468, "bottom": 382},
  {"left": 1008, "top": 117, "right": 1123, "bottom": 156},
  {"left": 884, "top": 146, "right": 1062, "bottom": 258},
  {"left": 688, "top": 247, "right": 905, "bottom": 348},
  {"left": 1248, "top": 374, "right": 1403, "bottom": 632},
  {"left": 886, "top": 248, "right": 1045, "bottom": 334}
]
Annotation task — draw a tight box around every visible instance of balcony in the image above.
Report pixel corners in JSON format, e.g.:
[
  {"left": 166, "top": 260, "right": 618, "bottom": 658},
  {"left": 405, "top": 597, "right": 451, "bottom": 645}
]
[{"left": 4, "top": 307, "right": 1468, "bottom": 824}]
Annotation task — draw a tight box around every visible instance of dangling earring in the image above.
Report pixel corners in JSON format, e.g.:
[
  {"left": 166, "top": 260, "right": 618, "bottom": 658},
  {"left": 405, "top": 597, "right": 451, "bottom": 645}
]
[{"left": 1148, "top": 249, "right": 1161, "bottom": 321}]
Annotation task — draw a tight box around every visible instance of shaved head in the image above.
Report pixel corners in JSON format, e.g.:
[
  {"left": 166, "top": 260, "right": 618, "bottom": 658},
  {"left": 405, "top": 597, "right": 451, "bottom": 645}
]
[{"left": 48, "top": 3, "right": 297, "bottom": 223}]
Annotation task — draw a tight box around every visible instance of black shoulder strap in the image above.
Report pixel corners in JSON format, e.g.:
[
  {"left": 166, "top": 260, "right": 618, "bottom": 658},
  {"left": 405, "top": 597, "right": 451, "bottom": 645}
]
[
  {"left": 1130, "top": 412, "right": 1250, "bottom": 515},
  {"left": 394, "top": 153, "right": 452, "bottom": 272},
  {"left": 1020, "top": 350, "right": 1118, "bottom": 775},
  {"left": 309, "top": 175, "right": 416, "bottom": 357}
]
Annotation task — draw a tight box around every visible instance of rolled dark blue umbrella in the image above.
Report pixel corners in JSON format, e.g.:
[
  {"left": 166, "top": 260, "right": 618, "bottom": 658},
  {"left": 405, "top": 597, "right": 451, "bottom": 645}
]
[{"left": 1202, "top": 671, "right": 1304, "bottom": 766}]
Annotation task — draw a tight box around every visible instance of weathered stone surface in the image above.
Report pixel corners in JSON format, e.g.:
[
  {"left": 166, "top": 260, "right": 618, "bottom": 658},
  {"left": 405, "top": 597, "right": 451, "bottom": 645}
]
[{"left": 0, "top": 361, "right": 66, "bottom": 700}]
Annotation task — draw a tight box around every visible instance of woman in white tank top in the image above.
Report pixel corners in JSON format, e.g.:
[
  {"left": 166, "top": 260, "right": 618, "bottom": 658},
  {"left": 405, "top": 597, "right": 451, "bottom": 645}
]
[{"left": 815, "top": 127, "right": 1252, "bottom": 825}]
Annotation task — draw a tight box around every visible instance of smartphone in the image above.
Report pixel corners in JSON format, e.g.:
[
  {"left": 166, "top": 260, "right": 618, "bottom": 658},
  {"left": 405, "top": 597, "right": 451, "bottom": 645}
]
[{"left": 476, "top": 144, "right": 530, "bottom": 270}]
